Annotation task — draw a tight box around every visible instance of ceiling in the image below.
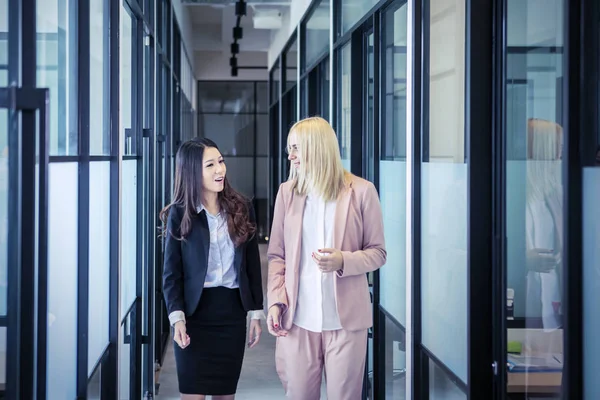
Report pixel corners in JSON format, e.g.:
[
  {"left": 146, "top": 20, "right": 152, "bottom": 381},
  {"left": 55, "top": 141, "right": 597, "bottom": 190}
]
[{"left": 184, "top": 0, "right": 290, "bottom": 54}]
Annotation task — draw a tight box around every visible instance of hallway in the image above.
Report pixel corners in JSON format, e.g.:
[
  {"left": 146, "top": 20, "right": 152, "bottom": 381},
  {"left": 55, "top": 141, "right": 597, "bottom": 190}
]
[{"left": 155, "top": 244, "right": 326, "bottom": 399}]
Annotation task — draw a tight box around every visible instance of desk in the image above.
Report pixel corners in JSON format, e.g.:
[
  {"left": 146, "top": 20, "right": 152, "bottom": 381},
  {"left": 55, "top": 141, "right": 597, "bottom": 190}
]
[{"left": 507, "top": 372, "right": 562, "bottom": 398}]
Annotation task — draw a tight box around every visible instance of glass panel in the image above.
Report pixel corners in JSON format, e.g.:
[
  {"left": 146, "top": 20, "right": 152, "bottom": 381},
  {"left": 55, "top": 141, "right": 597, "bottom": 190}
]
[
  {"left": 429, "top": 359, "right": 466, "bottom": 399},
  {"left": 90, "top": 0, "right": 110, "bottom": 155},
  {"left": 87, "top": 362, "right": 101, "bottom": 399},
  {"left": 340, "top": 0, "right": 378, "bottom": 36},
  {"left": 119, "top": 318, "right": 131, "bottom": 399},
  {"left": 380, "top": 1, "right": 407, "bottom": 327},
  {"left": 200, "top": 114, "right": 255, "bottom": 157},
  {"left": 47, "top": 162, "right": 78, "bottom": 398},
  {"left": 305, "top": 0, "right": 330, "bottom": 69},
  {"left": 121, "top": 4, "right": 136, "bottom": 156},
  {"left": 422, "top": 0, "right": 467, "bottom": 384},
  {"left": 338, "top": 43, "right": 351, "bottom": 171},
  {"left": 384, "top": 315, "right": 406, "bottom": 398},
  {"left": 221, "top": 157, "right": 254, "bottom": 198},
  {"left": 0, "top": 327, "right": 5, "bottom": 387},
  {"left": 37, "top": 0, "right": 78, "bottom": 156},
  {"left": 88, "top": 162, "right": 110, "bottom": 374},
  {"left": 505, "top": 0, "right": 564, "bottom": 396},
  {"left": 121, "top": 159, "right": 138, "bottom": 316},
  {"left": 583, "top": 149, "right": 600, "bottom": 398},
  {"left": 321, "top": 58, "right": 330, "bottom": 120},
  {"left": 257, "top": 81, "right": 269, "bottom": 114},
  {"left": 583, "top": 19, "right": 600, "bottom": 398},
  {"left": 0, "top": 108, "right": 6, "bottom": 317},
  {"left": 285, "top": 38, "right": 297, "bottom": 92},
  {"left": 197, "top": 82, "right": 255, "bottom": 114},
  {"left": 271, "top": 60, "right": 280, "bottom": 103},
  {"left": 256, "top": 114, "right": 269, "bottom": 156}
]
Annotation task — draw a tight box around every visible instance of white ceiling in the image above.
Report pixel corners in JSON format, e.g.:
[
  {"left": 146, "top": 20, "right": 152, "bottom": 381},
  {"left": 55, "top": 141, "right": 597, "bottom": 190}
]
[{"left": 186, "top": 1, "right": 289, "bottom": 54}]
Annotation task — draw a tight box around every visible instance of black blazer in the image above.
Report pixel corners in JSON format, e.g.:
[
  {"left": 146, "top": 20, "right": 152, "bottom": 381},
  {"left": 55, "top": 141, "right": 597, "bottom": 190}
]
[{"left": 162, "top": 202, "right": 264, "bottom": 318}]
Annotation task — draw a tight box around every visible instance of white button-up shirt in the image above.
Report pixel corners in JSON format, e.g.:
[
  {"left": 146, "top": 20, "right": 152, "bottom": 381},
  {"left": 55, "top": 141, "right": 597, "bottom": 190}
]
[
  {"left": 168, "top": 205, "right": 265, "bottom": 326},
  {"left": 293, "top": 193, "right": 342, "bottom": 332}
]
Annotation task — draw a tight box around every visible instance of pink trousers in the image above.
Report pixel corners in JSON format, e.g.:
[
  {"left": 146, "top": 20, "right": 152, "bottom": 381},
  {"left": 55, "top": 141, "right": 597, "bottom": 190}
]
[{"left": 275, "top": 324, "right": 368, "bottom": 400}]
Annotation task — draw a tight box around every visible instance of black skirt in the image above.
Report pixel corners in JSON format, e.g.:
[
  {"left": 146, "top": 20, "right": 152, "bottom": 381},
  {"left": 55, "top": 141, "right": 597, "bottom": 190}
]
[{"left": 174, "top": 287, "right": 247, "bottom": 395}]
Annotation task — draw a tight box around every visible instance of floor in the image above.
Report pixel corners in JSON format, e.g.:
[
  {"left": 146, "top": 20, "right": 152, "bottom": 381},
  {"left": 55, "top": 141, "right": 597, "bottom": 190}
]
[{"left": 156, "top": 244, "right": 327, "bottom": 399}]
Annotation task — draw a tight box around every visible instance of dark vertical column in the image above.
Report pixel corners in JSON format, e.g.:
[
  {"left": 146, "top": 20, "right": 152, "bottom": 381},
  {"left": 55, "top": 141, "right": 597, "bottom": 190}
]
[
  {"left": 5, "top": 0, "right": 23, "bottom": 397},
  {"left": 466, "top": 0, "right": 494, "bottom": 397},
  {"left": 412, "top": 0, "right": 424, "bottom": 398},
  {"left": 18, "top": 0, "right": 37, "bottom": 397},
  {"left": 76, "top": 0, "right": 90, "bottom": 396},
  {"left": 350, "top": 29, "right": 363, "bottom": 176}
]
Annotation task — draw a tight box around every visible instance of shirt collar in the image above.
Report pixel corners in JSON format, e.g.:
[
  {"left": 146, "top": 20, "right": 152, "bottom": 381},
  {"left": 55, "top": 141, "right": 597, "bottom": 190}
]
[{"left": 197, "top": 204, "right": 221, "bottom": 218}]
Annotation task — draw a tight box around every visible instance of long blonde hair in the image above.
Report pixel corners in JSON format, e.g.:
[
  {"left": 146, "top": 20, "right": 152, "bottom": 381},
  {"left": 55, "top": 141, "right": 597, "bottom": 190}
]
[
  {"left": 526, "top": 118, "right": 563, "bottom": 204},
  {"left": 287, "top": 117, "right": 348, "bottom": 201}
]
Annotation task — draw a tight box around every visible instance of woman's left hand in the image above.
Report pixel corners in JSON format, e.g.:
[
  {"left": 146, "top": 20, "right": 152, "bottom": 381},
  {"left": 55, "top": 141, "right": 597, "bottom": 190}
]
[
  {"left": 312, "top": 248, "right": 344, "bottom": 273},
  {"left": 248, "top": 319, "right": 262, "bottom": 349}
]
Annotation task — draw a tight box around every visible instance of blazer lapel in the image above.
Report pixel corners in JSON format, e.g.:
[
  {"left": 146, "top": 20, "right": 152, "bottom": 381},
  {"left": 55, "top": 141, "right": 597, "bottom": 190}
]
[
  {"left": 333, "top": 183, "right": 352, "bottom": 250},
  {"left": 234, "top": 245, "right": 243, "bottom": 274}
]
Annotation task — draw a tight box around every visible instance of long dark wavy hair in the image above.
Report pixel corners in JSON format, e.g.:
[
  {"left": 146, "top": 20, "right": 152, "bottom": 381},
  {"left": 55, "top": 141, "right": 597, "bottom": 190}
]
[{"left": 159, "top": 138, "right": 256, "bottom": 247}]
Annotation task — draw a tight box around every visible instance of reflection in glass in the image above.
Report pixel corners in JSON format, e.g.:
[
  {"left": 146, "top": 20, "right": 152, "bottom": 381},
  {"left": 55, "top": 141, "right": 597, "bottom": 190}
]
[
  {"left": 380, "top": 0, "right": 407, "bottom": 336},
  {"left": 37, "top": 0, "right": 78, "bottom": 155},
  {"left": 583, "top": 146, "right": 600, "bottom": 398},
  {"left": 379, "top": 4, "right": 408, "bottom": 398},
  {"left": 90, "top": 0, "right": 110, "bottom": 155},
  {"left": 421, "top": 0, "right": 467, "bottom": 385},
  {"left": 304, "top": 0, "right": 330, "bottom": 69},
  {"left": 505, "top": 0, "right": 564, "bottom": 397},
  {"left": 338, "top": 44, "right": 351, "bottom": 170},
  {"left": 340, "top": 0, "right": 379, "bottom": 36},
  {"left": 120, "top": 5, "right": 135, "bottom": 155},
  {"left": 429, "top": 359, "right": 466, "bottom": 400},
  {"left": 285, "top": 38, "right": 298, "bottom": 92},
  {"left": 271, "top": 60, "right": 280, "bottom": 103}
]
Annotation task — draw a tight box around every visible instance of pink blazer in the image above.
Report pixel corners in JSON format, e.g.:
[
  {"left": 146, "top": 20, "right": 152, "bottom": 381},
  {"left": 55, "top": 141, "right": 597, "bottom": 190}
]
[{"left": 267, "top": 175, "right": 386, "bottom": 332}]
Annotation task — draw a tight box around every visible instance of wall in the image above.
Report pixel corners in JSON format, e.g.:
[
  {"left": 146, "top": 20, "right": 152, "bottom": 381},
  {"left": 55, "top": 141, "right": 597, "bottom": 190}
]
[
  {"left": 172, "top": 0, "right": 197, "bottom": 71},
  {"left": 267, "top": 0, "right": 312, "bottom": 68},
  {"left": 195, "top": 51, "right": 268, "bottom": 80}
]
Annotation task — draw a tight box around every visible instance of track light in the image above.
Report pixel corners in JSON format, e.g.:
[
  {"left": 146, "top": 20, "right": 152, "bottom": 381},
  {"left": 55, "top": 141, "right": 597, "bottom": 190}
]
[
  {"left": 231, "top": 67, "right": 238, "bottom": 77},
  {"left": 235, "top": 1, "right": 247, "bottom": 16},
  {"left": 230, "top": 57, "right": 237, "bottom": 67},
  {"left": 231, "top": 42, "right": 239, "bottom": 54},
  {"left": 233, "top": 27, "right": 243, "bottom": 40}
]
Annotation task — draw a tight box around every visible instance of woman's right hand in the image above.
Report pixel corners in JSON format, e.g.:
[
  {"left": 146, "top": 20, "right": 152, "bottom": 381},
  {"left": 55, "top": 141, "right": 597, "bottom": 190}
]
[
  {"left": 526, "top": 248, "right": 559, "bottom": 273},
  {"left": 173, "top": 321, "right": 190, "bottom": 349},
  {"left": 267, "top": 305, "right": 288, "bottom": 337}
]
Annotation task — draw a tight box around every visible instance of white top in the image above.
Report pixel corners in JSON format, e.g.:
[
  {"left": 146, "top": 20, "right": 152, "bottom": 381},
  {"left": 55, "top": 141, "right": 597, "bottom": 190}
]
[
  {"left": 168, "top": 205, "right": 265, "bottom": 326},
  {"left": 293, "top": 193, "right": 342, "bottom": 332}
]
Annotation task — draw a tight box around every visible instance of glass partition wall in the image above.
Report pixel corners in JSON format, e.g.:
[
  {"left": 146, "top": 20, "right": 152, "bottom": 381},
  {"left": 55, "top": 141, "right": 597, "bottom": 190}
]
[
  {"left": 0, "top": 0, "right": 196, "bottom": 397},
  {"left": 269, "top": 0, "right": 597, "bottom": 398}
]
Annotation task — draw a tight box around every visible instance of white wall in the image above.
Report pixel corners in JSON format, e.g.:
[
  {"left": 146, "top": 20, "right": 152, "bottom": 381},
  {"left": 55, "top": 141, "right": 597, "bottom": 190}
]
[
  {"left": 172, "top": 0, "right": 197, "bottom": 72},
  {"left": 267, "top": 0, "right": 312, "bottom": 68},
  {"left": 195, "top": 50, "right": 268, "bottom": 80}
]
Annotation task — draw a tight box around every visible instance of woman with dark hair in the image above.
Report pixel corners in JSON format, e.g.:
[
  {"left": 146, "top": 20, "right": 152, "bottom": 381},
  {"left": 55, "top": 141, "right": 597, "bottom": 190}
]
[{"left": 160, "top": 138, "right": 264, "bottom": 400}]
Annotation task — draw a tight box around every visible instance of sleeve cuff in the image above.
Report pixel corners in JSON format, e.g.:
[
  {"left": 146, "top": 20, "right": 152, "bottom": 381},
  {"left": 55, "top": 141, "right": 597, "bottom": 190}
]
[
  {"left": 248, "top": 310, "right": 266, "bottom": 320},
  {"left": 168, "top": 310, "right": 185, "bottom": 327}
]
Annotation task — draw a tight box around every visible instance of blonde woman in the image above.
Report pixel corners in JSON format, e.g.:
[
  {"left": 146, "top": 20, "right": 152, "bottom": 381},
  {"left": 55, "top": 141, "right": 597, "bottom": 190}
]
[
  {"left": 525, "top": 118, "right": 563, "bottom": 330},
  {"left": 267, "top": 117, "right": 386, "bottom": 399}
]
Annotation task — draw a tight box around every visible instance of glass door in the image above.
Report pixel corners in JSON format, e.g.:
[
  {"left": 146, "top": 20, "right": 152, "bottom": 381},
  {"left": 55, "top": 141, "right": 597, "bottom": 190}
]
[{"left": 501, "top": 1, "right": 565, "bottom": 398}]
